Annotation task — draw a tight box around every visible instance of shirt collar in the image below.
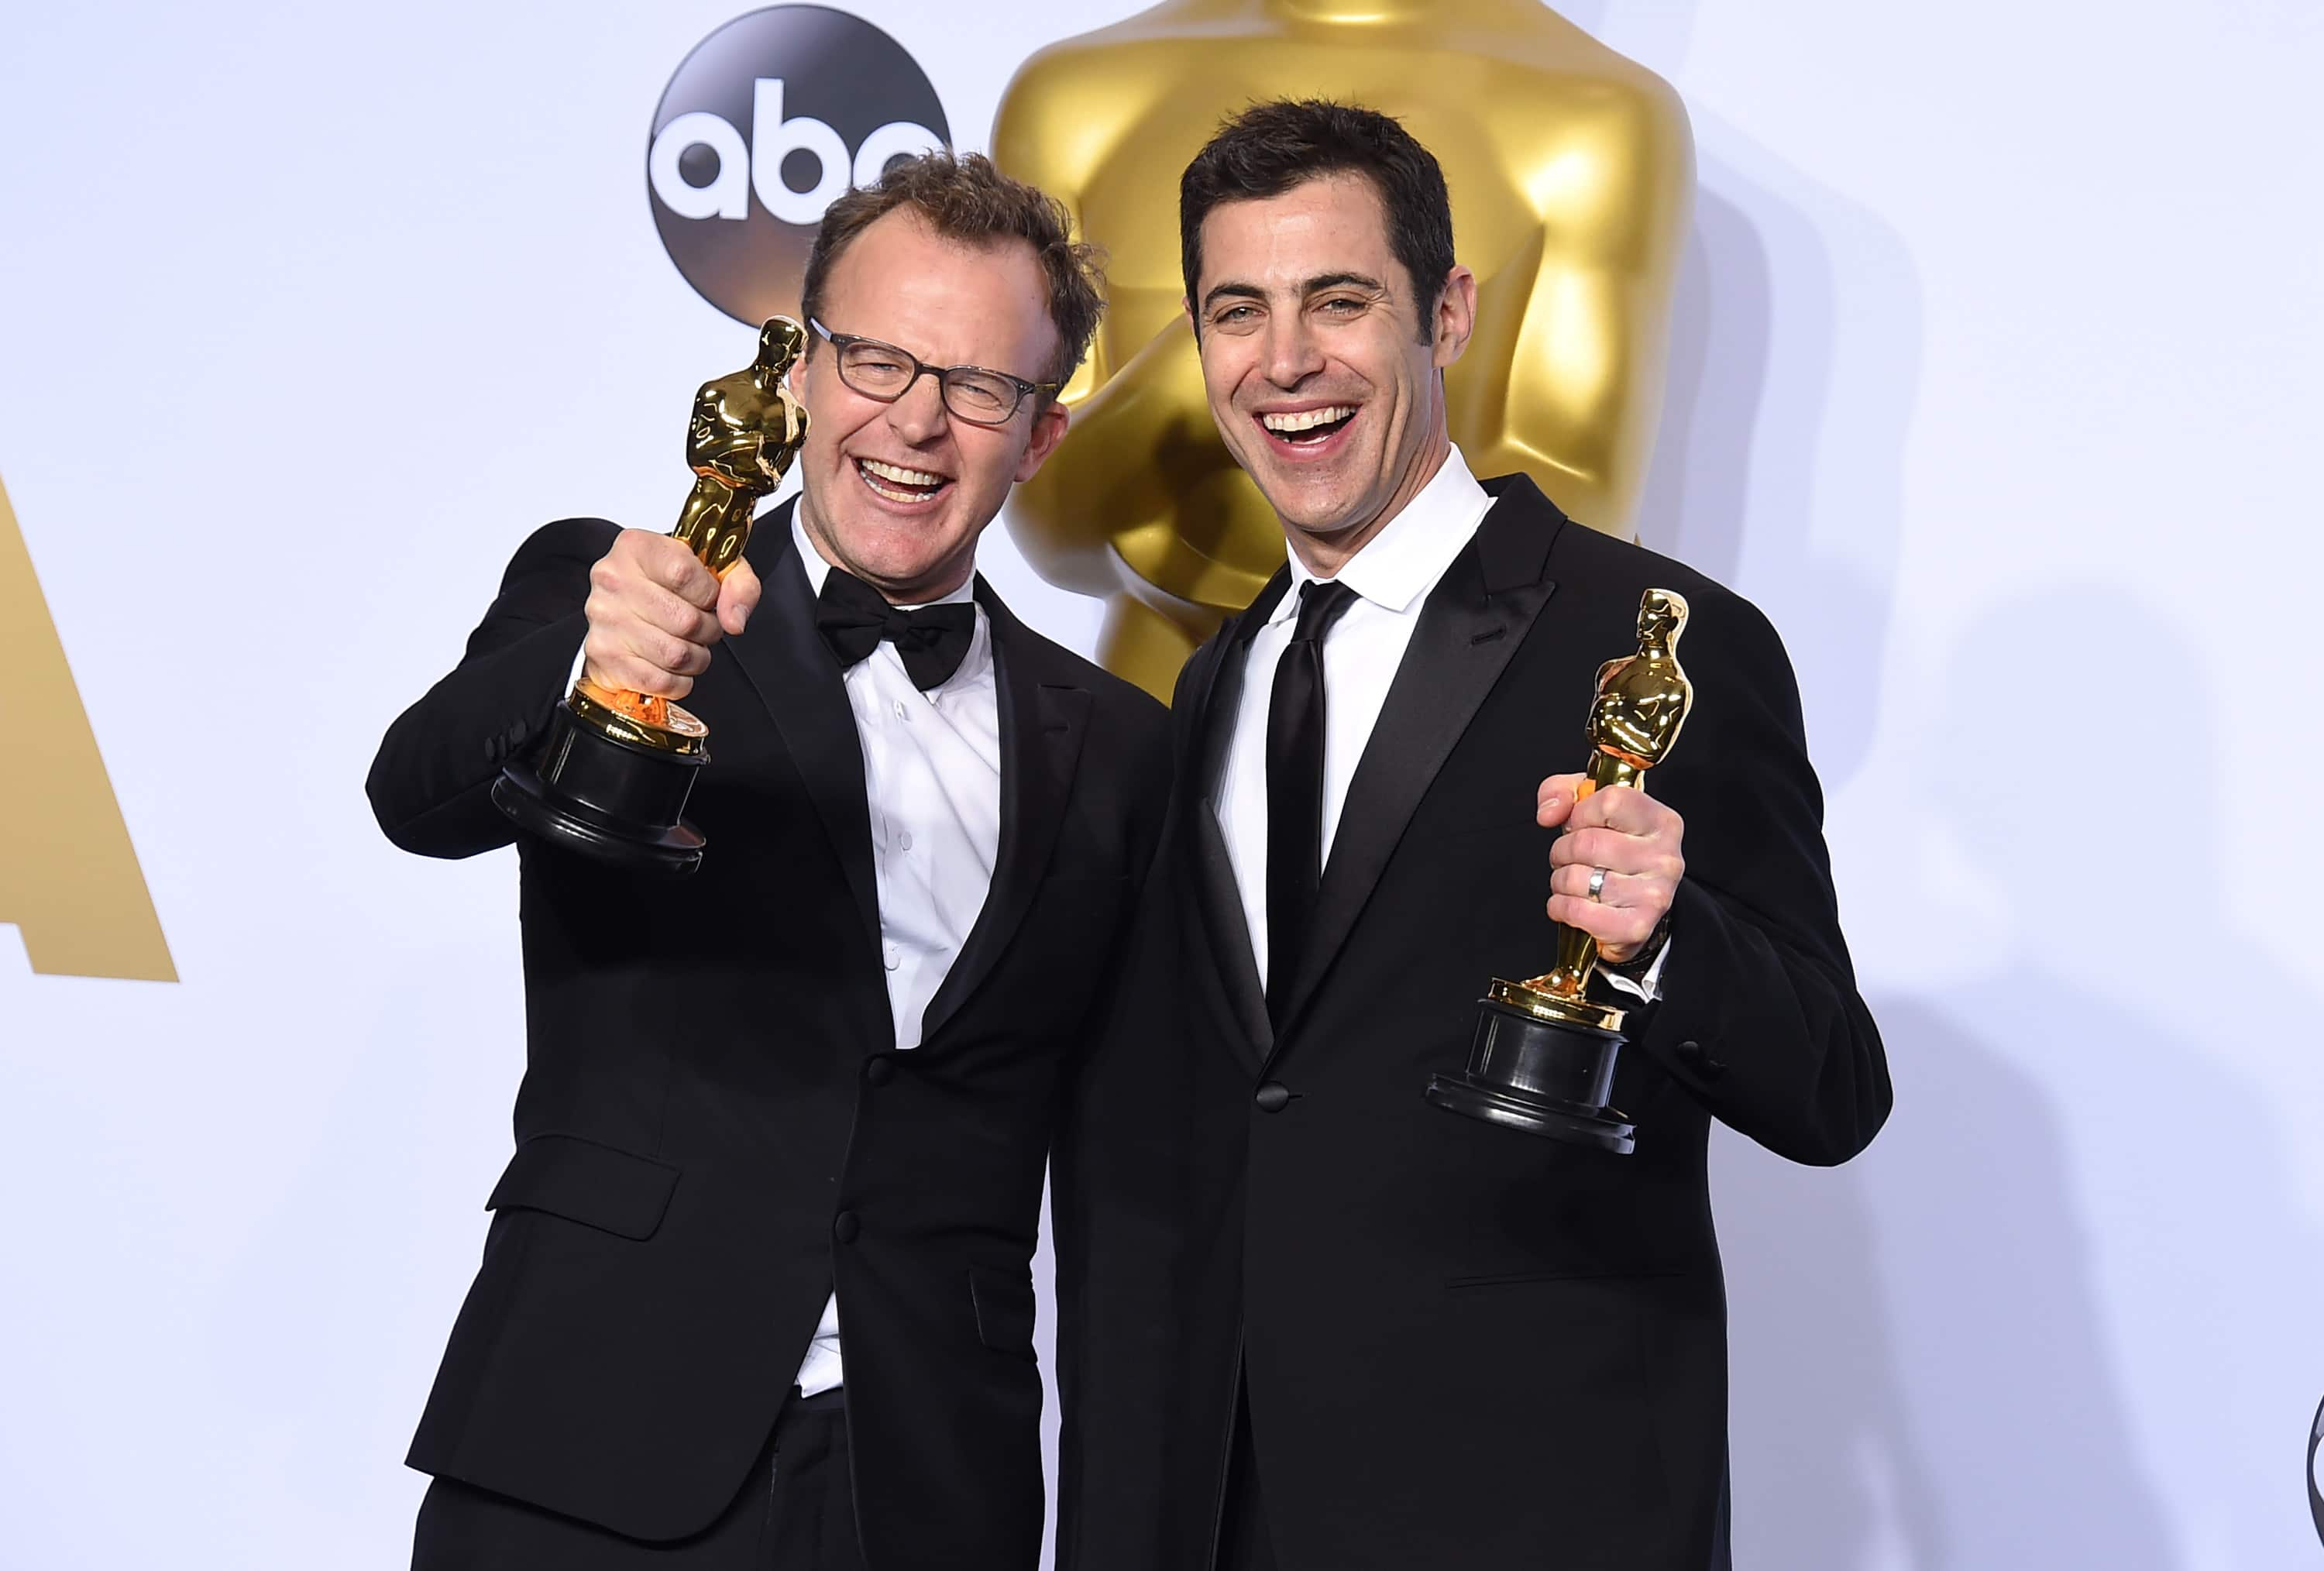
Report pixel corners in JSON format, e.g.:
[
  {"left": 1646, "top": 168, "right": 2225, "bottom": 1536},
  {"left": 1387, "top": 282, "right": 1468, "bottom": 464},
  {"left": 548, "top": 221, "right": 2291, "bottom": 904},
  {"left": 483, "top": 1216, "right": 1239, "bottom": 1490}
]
[
  {"left": 1270, "top": 443, "right": 1490, "bottom": 624},
  {"left": 789, "top": 510, "right": 991, "bottom": 690}
]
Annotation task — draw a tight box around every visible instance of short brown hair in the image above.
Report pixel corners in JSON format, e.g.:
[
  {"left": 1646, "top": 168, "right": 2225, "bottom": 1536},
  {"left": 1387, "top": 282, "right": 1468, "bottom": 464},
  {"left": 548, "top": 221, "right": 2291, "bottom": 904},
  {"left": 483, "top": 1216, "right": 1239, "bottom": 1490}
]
[
  {"left": 1181, "top": 101, "right": 1453, "bottom": 345},
  {"left": 800, "top": 150, "right": 1105, "bottom": 394}
]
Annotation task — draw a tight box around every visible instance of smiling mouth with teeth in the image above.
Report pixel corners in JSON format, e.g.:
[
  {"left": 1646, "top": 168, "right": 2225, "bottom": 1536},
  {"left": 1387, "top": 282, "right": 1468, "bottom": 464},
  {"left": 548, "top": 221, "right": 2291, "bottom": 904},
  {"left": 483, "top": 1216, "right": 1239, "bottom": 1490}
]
[
  {"left": 1259, "top": 405, "right": 1358, "bottom": 445},
  {"left": 857, "top": 456, "right": 952, "bottom": 504}
]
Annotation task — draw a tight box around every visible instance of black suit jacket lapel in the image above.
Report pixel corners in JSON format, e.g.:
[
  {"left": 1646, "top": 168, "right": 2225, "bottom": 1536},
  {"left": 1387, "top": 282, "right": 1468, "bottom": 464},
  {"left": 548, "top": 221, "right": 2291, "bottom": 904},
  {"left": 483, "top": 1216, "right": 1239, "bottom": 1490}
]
[
  {"left": 1180, "top": 572, "right": 1291, "bottom": 1070},
  {"left": 917, "top": 582, "right": 1088, "bottom": 1043},
  {"left": 724, "top": 500, "right": 880, "bottom": 957},
  {"left": 1271, "top": 477, "right": 1567, "bottom": 1047}
]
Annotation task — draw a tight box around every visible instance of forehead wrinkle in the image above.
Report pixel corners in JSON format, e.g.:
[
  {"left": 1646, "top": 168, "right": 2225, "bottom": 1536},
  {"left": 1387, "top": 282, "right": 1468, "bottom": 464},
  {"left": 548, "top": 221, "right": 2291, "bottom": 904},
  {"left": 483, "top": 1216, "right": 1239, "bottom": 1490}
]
[{"left": 824, "top": 248, "right": 1055, "bottom": 384}]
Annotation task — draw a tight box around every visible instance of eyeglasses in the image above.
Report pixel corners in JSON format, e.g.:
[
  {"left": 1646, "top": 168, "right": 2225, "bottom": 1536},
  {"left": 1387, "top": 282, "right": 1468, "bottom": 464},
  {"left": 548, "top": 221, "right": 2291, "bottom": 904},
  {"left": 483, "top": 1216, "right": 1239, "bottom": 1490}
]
[{"left": 808, "top": 318, "right": 1058, "bottom": 427}]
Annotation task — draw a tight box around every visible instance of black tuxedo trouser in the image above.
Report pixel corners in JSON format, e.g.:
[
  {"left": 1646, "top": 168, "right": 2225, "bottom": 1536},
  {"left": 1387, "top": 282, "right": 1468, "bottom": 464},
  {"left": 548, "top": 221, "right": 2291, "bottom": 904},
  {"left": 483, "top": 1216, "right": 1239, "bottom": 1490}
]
[{"left": 411, "top": 1388, "right": 862, "bottom": 1571}]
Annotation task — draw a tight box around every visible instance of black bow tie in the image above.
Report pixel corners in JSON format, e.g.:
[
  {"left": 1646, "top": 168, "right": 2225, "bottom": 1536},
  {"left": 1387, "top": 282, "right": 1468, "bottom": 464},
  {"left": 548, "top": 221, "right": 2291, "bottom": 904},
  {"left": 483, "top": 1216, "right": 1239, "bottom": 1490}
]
[{"left": 813, "top": 567, "right": 977, "bottom": 691}]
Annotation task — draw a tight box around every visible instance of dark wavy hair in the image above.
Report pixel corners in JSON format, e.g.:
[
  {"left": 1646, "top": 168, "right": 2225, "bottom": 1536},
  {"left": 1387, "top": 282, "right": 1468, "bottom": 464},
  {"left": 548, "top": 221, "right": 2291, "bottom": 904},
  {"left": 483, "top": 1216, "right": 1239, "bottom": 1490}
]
[
  {"left": 799, "top": 150, "right": 1105, "bottom": 396},
  {"left": 1180, "top": 99, "right": 1454, "bottom": 344}
]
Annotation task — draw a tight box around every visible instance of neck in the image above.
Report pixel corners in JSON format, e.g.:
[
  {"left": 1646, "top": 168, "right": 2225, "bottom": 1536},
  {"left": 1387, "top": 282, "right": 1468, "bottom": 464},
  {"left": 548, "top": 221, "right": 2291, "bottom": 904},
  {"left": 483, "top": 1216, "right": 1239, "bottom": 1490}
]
[
  {"left": 1282, "top": 426, "right": 1452, "bottom": 579},
  {"left": 796, "top": 490, "right": 973, "bottom": 605}
]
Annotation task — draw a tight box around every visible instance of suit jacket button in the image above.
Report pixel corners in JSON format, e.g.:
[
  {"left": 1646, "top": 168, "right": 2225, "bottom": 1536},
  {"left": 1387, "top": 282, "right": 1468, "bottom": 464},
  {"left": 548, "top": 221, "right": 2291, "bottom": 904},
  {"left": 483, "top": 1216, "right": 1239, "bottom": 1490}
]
[
  {"left": 1253, "top": 1082, "right": 1292, "bottom": 1114},
  {"left": 833, "top": 1212, "right": 860, "bottom": 1244},
  {"left": 1676, "top": 1039, "right": 1726, "bottom": 1079},
  {"left": 865, "top": 1055, "right": 895, "bottom": 1087}
]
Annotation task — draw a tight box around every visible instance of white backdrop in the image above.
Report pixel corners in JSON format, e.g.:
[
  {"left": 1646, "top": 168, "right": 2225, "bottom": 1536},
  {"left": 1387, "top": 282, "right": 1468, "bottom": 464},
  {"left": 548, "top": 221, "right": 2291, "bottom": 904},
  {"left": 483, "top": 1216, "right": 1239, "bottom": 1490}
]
[{"left": 4, "top": 2, "right": 2322, "bottom": 1567}]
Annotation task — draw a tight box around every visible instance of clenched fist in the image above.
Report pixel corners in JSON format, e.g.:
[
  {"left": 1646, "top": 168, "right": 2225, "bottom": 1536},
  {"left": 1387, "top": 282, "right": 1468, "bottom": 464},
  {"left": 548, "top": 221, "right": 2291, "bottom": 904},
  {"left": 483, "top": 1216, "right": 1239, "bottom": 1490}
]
[
  {"left": 1535, "top": 775, "right": 1686, "bottom": 964},
  {"left": 581, "top": 530, "right": 763, "bottom": 703}
]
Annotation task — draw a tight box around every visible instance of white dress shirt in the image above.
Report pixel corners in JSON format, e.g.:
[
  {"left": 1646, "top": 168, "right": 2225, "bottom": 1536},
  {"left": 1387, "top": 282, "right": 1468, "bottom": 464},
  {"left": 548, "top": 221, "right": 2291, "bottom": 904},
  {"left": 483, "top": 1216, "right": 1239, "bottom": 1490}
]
[
  {"left": 1212, "top": 444, "right": 1669, "bottom": 1000},
  {"left": 787, "top": 517, "right": 1002, "bottom": 1397}
]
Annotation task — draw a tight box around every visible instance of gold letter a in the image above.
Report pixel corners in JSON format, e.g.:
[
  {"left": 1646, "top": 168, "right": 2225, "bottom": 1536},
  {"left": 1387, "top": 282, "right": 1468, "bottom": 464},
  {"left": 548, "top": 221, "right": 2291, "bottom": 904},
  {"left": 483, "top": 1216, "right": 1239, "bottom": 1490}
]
[{"left": 0, "top": 473, "right": 175, "bottom": 981}]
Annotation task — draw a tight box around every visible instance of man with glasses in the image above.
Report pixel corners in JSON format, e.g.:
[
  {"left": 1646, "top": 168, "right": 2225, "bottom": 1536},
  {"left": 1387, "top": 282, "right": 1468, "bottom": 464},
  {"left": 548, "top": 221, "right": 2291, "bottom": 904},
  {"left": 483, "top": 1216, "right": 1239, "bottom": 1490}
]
[{"left": 368, "top": 151, "right": 1174, "bottom": 1571}]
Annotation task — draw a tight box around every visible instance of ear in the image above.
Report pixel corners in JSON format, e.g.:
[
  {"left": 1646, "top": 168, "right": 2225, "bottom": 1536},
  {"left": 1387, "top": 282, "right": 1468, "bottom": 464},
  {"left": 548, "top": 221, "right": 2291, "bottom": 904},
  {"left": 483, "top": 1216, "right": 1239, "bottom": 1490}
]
[
  {"left": 1432, "top": 265, "right": 1478, "bottom": 370},
  {"left": 1014, "top": 398, "right": 1071, "bottom": 483}
]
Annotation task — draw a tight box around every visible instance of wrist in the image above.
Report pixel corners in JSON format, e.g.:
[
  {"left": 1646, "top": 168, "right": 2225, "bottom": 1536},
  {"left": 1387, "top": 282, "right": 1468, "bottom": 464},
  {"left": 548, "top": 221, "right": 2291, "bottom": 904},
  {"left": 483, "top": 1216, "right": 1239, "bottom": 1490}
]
[{"left": 1602, "top": 913, "right": 1673, "bottom": 976}]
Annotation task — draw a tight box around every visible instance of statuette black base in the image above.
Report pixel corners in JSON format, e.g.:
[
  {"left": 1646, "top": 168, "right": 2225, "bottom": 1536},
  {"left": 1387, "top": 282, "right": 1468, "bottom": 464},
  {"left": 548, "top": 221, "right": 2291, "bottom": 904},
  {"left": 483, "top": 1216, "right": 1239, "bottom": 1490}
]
[
  {"left": 1426, "top": 994, "right": 1636, "bottom": 1153},
  {"left": 492, "top": 703, "right": 706, "bottom": 875}
]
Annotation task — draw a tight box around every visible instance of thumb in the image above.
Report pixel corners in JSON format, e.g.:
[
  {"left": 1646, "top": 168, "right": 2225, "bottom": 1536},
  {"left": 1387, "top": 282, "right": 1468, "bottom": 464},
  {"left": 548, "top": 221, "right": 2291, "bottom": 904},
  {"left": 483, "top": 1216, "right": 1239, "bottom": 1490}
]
[
  {"left": 717, "top": 558, "right": 762, "bottom": 637},
  {"left": 1536, "top": 772, "right": 1590, "bottom": 828}
]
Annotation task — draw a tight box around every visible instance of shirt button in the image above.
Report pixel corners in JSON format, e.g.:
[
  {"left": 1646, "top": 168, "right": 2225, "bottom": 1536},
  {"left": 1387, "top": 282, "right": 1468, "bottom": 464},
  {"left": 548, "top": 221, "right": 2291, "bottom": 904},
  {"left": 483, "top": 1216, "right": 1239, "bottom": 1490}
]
[
  {"left": 865, "top": 1055, "right": 896, "bottom": 1087},
  {"left": 883, "top": 943, "right": 899, "bottom": 971},
  {"left": 893, "top": 699, "right": 908, "bottom": 720},
  {"left": 833, "top": 1212, "right": 860, "bottom": 1244},
  {"left": 899, "top": 830, "right": 913, "bottom": 851},
  {"left": 1254, "top": 1082, "right": 1292, "bottom": 1113}
]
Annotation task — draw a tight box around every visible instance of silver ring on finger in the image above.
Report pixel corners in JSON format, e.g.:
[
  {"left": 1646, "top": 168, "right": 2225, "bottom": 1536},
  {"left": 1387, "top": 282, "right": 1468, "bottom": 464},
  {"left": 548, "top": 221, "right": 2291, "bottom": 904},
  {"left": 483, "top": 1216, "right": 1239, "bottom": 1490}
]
[{"left": 1587, "top": 866, "right": 1609, "bottom": 902}]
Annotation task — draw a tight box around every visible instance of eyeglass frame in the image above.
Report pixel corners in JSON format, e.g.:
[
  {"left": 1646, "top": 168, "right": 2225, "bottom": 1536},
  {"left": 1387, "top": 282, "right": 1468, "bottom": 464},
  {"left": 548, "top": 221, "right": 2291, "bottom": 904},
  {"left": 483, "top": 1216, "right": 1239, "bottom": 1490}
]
[{"left": 806, "top": 318, "right": 1061, "bottom": 427}]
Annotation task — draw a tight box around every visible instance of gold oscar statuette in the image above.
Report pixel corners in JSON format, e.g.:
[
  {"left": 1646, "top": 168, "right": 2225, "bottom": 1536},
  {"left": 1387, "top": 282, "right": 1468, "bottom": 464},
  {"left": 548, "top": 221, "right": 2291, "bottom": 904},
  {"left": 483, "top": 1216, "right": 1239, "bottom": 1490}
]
[
  {"left": 994, "top": 1, "right": 1695, "bottom": 700},
  {"left": 491, "top": 318, "right": 810, "bottom": 874},
  {"left": 1426, "top": 588, "right": 1693, "bottom": 1151}
]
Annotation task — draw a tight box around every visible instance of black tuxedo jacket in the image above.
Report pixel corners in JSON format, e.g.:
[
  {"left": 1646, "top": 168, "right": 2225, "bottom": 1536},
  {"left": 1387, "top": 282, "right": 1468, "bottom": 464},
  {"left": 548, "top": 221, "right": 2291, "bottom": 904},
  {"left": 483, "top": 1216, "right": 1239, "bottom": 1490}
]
[
  {"left": 1138, "top": 476, "right": 1891, "bottom": 1570},
  {"left": 365, "top": 502, "right": 1173, "bottom": 1569}
]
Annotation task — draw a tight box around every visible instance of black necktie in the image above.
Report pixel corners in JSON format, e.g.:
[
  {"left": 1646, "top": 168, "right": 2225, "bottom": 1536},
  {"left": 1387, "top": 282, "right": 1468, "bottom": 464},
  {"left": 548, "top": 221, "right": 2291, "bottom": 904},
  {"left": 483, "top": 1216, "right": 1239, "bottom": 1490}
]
[
  {"left": 814, "top": 568, "right": 977, "bottom": 691},
  {"left": 1265, "top": 578, "right": 1360, "bottom": 1025}
]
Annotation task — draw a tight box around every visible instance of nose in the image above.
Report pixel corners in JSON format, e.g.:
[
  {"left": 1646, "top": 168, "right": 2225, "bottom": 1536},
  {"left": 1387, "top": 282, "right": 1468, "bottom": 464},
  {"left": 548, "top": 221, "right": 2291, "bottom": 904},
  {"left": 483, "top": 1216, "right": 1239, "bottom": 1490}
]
[
  {"left": 885, "top": 368, "right": 950, "bottom": 445},
  {"left": 1259, "top": 312, "right": 1325, "bottom": 388}
]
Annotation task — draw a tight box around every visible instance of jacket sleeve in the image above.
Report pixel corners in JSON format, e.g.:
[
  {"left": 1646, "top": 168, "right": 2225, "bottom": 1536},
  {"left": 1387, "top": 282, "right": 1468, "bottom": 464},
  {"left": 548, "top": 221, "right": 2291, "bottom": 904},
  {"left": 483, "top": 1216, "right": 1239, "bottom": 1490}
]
[
  {"left": 1628, "top": 590, "right": 1892, "bottom": 1167},
  {"left": 364, "top": 517, "right": 617, "bottom": 859},
  {"left": 1049, "top": 667, "right": 1203, "bottom": 1571}
]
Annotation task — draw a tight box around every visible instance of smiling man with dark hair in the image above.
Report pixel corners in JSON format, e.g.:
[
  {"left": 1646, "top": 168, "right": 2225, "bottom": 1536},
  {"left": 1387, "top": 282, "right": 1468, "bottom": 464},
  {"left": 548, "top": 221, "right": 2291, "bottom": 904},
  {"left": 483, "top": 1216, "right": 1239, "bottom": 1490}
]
[{"left": 1131, "top": 99, "right": 1891, "bottom": 1571}]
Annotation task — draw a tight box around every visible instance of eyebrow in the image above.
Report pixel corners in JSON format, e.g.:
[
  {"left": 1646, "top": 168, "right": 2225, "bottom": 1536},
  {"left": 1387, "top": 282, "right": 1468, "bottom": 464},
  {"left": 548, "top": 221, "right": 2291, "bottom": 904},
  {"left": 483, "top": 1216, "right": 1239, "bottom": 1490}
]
[
  {"left": 1200, "top": 281, "right": 1268, "bottom": 315},
  {"left": 1302, "top": 271, "right": 1387, "bottom": 296},
  {"left": 1199, "top": 272, "right": 1391, "bottom": 315}
]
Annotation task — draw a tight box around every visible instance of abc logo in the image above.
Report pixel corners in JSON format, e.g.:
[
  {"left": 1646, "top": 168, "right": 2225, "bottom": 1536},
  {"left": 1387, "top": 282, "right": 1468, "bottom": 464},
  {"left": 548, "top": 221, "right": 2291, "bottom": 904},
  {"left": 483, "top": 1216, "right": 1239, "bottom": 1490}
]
[{"left": 648, "top": 5, "right": 949, "bottom": 325}]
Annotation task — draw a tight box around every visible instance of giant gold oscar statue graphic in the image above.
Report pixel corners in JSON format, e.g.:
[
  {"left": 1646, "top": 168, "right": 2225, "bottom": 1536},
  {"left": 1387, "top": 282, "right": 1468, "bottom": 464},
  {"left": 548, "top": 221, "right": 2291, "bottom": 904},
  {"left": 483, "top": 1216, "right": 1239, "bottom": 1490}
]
[
  {"left": 1427, "top": 589, "right": 1693, "bottom": 1150},
  {"left": 994, "top": 0, "right": 1694, "bottom": 699},
  {"left": 493, "top": 318, "right": 809, "bottom": 874},
  {"left": 0, "top": 473, "right": 175, "bottom": 981}
]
